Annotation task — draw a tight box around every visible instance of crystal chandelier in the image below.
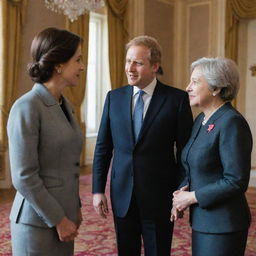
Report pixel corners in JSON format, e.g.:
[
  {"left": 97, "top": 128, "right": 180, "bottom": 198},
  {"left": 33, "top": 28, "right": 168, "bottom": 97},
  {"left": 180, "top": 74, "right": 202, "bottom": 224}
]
[{"left": 45, "top": 0, "right": 105, "bottom": 22}]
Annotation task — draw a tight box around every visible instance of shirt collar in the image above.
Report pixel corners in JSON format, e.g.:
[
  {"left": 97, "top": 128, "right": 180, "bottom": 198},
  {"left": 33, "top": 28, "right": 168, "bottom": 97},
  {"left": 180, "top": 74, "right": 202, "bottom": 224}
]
[{"left": 133, "top": 77, "right": 157, "bottom": 96}]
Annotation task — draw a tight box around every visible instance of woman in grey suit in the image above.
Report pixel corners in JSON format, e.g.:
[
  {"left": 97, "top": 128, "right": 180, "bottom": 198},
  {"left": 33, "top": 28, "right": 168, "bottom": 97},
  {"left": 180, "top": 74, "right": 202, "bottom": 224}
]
[
  {"left": 171, "top": 57, "right": 252, "bottom": 256},
  {"left": 7, "top": 27, "right": 85, "bottom": 256}
]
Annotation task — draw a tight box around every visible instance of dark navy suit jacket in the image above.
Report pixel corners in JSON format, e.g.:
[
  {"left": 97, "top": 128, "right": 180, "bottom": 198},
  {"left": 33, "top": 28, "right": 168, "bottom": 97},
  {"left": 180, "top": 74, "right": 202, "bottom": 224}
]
[
  {"left": 93, "top": 80, "right": 193, "bottom": 218},
  {"left": 181, "top": 102, "right": 252, "bottom": 233}
]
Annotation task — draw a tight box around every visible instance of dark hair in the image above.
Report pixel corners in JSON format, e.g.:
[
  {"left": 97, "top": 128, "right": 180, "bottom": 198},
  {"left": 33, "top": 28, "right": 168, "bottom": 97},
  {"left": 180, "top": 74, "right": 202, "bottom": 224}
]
[
  {"left": 28, "top": 27, "right": 83, "bottom": 83},
  {"left": 126, "top": 35, "right": 163, "bottom": 75}
]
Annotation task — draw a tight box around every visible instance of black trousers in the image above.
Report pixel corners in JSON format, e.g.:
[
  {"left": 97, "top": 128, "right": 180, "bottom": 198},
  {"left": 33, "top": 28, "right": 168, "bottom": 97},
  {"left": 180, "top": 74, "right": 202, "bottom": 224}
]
[
  {"left": 113, "top": 195, "right": 173, "bottom": 256},
  {"left": 192, "top": 229, "right": 248, "bottom": 256}
]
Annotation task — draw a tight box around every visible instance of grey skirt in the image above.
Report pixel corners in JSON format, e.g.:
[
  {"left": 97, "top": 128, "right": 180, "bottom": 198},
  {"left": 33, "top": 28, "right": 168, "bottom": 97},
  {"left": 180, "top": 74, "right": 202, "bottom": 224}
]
[{"left": 11, "top": 221, "right": 74, "bottom": 256}]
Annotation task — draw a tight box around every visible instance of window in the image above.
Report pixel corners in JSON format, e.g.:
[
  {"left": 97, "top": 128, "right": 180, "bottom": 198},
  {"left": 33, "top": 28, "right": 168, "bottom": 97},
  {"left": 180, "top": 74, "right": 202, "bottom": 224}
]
[{"left": 85, "top": 11, "right": 111, "bottom": 137}]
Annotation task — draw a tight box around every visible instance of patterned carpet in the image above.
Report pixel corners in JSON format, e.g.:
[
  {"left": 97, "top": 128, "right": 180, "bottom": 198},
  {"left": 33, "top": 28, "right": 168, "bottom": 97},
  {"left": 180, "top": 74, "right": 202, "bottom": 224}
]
[{"left": 0, "top": 174, "right": 255, "bottom": 256}]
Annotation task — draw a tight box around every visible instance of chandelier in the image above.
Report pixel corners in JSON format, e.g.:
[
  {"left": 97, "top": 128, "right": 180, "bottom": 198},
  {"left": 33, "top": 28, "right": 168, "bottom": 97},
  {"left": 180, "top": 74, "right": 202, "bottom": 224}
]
[{"left": 45, "top": 0, "right": 105, "bottom": 22}]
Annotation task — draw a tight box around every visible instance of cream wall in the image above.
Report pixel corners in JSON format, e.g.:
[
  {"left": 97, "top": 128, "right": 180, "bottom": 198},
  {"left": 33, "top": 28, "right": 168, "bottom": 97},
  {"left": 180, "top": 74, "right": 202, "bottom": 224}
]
[
  {"left": 18, "top": 0, "right": 65, "bottom": 97},
  {"left": 246, "top": 19, "right": 256, "bottom": 185},
  {"left": 145, "top": 0, "right": 175, "bottom": 85},
  {"left": 245, "top": 20, "right": 256, "bottom": 170},
  {"left": 237, "top": 18, "right": 256, "bottom": 186}
]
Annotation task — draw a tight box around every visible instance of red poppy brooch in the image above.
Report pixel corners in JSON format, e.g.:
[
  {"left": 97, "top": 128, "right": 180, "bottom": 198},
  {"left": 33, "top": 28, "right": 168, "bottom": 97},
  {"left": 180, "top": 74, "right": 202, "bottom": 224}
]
[{"left": 207, "top": 124, "right": 215, "bottom": 133}]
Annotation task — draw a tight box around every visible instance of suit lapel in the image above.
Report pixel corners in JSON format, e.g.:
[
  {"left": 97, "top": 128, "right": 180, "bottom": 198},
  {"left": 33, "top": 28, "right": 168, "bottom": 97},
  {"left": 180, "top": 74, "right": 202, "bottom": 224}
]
[
  {"left": 33, "top": 83, "right": 76, "bottom": 130},
  {"left": 183, "top": 102, "right": 232, "bottom": 162},
  {"left": 183, "top": 114, "right": 203, "bottom": 163},
  {"left": 202, "top": 102, "right": 232, "bottom": 131},
  {"left": 191, "top": 114, "right": 204, "bottom": 140},
  {"left": 122, "top": 86, "right": 134, "bottom": 146},
  {"left": 136, "top": 82, "right": 167, "bottom": 143},
  {"left": 33, "top": 83, "right": 57, "bottom": 106}
]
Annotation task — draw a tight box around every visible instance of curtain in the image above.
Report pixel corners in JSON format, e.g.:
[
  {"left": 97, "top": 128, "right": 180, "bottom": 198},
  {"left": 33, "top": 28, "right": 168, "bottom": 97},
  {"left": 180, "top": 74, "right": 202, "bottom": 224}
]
[
  {"left": 106, "top": 0, "right": 128, "bottom": 89},
  {"left": 65, "top": 14, "right": 89, "bottom": 166},
  {"left": 0, "top": 0, "right": 27, "bottom": 178},
  {"left": 225, "top": 0, "right": 256, "bottom": 61}
]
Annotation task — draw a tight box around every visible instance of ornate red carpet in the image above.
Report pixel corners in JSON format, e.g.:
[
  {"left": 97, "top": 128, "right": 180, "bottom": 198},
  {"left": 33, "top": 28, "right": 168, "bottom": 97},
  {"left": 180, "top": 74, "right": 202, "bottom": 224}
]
[{"left": 0, "top": 174, "right": 255, "bottom": 256}]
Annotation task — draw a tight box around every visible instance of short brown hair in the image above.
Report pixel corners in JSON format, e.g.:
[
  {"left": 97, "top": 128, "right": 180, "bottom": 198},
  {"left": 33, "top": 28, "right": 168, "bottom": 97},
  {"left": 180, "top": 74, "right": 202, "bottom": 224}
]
[{"left": 126, "top": 35, "right": 163, "bottom": 74}]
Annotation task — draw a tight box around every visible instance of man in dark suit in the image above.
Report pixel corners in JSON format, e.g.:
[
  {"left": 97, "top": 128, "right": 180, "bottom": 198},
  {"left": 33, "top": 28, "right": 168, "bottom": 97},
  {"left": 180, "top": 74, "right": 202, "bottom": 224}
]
[{"left": 92, "top": 35, "right": 193, "bottom": 256}]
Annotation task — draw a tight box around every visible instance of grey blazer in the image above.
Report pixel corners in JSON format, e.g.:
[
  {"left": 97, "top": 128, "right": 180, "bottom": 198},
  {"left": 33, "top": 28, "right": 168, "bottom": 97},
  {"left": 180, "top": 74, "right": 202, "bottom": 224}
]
[{"left": 7, "top": 83, "right": 83, "bottom": 228}]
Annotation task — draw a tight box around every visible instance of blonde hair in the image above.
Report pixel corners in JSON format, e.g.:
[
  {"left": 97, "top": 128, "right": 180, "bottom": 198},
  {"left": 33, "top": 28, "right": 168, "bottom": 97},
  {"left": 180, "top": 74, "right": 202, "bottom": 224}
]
[{"left": 126, "top": 35, "right": 163, "bottom": 74}]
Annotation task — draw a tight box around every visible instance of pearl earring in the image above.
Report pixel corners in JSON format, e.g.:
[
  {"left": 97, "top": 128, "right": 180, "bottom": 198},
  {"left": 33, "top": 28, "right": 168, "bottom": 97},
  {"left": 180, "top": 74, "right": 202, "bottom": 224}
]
[{"left": 57, "top": 69, "right": 62, "bottom": 74}]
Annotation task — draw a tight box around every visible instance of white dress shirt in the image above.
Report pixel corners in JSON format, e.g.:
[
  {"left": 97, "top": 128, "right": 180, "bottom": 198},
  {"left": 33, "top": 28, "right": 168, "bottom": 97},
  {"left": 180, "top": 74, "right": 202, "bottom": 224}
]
[{"left": 132, "top": 78, "right": 157, "bottom": 119}]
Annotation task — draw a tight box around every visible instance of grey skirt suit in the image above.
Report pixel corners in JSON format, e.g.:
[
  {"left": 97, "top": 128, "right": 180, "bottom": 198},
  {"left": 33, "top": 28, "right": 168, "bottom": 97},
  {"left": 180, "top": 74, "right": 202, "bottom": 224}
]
[{"left": 7, "top": 83, "right": 83, "bottom": 256}]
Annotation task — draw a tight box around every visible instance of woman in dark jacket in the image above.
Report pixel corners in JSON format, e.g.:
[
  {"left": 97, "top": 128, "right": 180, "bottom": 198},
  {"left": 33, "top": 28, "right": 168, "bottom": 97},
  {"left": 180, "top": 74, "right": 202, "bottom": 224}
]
[{"left": 171, "top": 57, "right": 252, "bottom": 256}]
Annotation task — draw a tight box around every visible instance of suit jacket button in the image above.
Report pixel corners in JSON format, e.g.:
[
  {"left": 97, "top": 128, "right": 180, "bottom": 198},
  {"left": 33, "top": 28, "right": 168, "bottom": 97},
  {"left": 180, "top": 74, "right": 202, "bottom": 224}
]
[
  {"left": 75, "top": 162, "right": 80, "bottom": 166},
  {"left": 75, "top": 173, "right": 79, "bottom": 178}
]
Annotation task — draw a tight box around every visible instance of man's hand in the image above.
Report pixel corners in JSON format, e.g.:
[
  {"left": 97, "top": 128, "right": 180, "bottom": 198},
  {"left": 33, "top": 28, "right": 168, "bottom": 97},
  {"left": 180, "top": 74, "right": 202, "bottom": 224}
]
[
  {"left": 93, "top": 193, "right": 109, "bottom": 218},
  {"left": 56, "top": 216, "right": 78, "bottom": 242}
]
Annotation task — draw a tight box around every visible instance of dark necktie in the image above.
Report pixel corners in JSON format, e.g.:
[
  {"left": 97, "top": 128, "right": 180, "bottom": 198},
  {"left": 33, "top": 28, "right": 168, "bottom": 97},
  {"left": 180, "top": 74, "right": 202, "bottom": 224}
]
[{"left": 133, "top": 90, "right": 145, "bottom": 141}]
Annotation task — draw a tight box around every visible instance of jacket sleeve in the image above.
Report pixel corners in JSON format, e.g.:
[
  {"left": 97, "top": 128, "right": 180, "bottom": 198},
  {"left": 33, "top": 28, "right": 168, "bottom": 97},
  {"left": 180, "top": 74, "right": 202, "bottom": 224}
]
[
  {"left": 92, "top": 91, "right": 113, "bottom": 193},
  {"left": 195, "top": 115, "right": 253, "bottom": 209},
  {"left": 7, "top": 99, "right": 65, "bottom": 227},
  {"left": 176, "top": 92, "right": 193, "bottom": 186}
]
